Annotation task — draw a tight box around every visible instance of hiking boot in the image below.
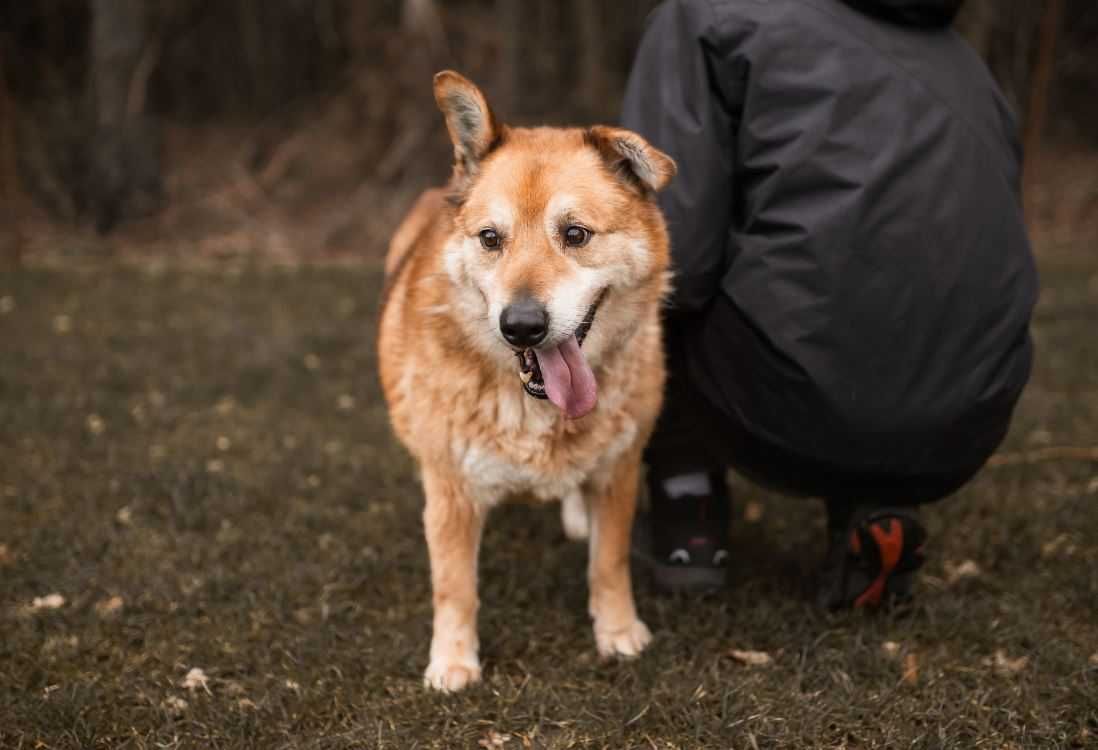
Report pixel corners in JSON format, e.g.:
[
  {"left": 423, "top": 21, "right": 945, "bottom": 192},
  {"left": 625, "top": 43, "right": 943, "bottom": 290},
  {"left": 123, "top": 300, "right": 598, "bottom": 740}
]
[
  {"left": 816, "top": 507, "right": 927, "bottom": 609},
  {"left": 647, "top": 471, "right": 731, "bottom": 594}
]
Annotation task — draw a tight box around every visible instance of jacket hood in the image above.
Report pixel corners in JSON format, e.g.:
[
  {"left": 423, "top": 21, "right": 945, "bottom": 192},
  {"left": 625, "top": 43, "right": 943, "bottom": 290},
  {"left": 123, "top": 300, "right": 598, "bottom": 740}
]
[{"left": 839, "top": 0, "right": 964, "bottom": 27}]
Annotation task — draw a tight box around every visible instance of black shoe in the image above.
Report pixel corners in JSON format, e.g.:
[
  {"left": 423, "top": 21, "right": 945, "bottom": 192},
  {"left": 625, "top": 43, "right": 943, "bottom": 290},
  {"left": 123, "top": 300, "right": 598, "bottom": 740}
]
[
  {"left": 816, "top": 507, "right": 927, "bottom": 610},
  {"left": 647, "top": 471, "right": 731, "bottom": 594}
]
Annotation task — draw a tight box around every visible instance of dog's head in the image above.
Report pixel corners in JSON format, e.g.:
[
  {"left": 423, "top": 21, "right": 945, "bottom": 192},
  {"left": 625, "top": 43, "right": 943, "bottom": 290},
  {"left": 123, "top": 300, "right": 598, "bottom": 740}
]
[{"left": 434, "top": 71, "right": 675, "bottom": 419}]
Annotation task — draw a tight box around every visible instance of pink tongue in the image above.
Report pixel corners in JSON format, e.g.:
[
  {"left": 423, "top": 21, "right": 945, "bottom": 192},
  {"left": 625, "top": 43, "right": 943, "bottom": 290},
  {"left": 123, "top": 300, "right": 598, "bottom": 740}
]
[{"left": 534, "top": 336, "right": 597, "bottom": 419}]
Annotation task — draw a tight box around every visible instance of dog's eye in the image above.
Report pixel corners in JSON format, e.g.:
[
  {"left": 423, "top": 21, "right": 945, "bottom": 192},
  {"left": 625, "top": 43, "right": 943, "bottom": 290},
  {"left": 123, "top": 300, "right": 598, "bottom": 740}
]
[
  {"left": 479, "top": 229, "right": 501, "bottom": 250},
  {"left": 563, "top": 226, "right": 591, "bottom": 247}
]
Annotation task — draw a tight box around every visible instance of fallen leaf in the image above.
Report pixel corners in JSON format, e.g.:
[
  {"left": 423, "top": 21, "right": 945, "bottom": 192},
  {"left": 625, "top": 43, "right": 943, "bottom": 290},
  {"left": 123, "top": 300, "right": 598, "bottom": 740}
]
[
  {"left": 1089, "top": 652, "right": 1098, "bottom": 666},
  {"left": 31, "top": 593, "right": 66, "bottom": 610},
  {"left": 162, "top": 696, "right": 188, "bottom": 715},
  {"left": 1040, "top": 534, "right": 1073, "bottom": 558},
  {"left": 86, "top": 414, "right": 105, "bottom": 435},
  {"left": 223, "top": 680, "right": 246, "bottom": 696},
  {"left": 743, "top": 501, "right": 764, "bottom": 523},
  {"left": 337, "top": 394, "right": 355, "bottom": 411},
  {"left": 944, "top": 560, "right": 982, "bottom": 585},
  {"left": 902, "top": 653, "right": 919, "bottom": 685},
  {"left": 95, "top": 596, "right": 124, "bottom": 618},
  {"left": 43, "top": 635, "right": 79, "bottom": 653},
  {"left": 479, "top": 730, "right": 511, "bottom": 748},
  {"left": 728, "top": 649, "right": 773, "bottom": 667},
  {"left": 237, "top": 698, "right": 257, "bottom": 710},
  {"left": 1026, "top": 428, "right": 1052, "bottom": 446},
  {"left": 985, "top": 649, "right": 1029, "bottom": 675},
  {"left": 115, "top": 506, "right": 133, "bottom": 525},
  {"left": 881, "top": 641, "right": 902, "bottom": 658},
  {"left": 0, "top": 296, "right": 14, "bottom": 314},
  {"left": 181, "top": 667, "right": 210, "bottom": 693},
  {"left": 216, "top": 436, "right": 232, "bottom": 451}
]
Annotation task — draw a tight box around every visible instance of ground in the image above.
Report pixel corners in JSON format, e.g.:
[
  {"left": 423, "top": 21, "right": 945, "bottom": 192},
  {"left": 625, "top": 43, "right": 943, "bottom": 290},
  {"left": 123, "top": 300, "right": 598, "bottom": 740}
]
[{"left": 1, "top": 244, "right": 1097, "bottom": 748}]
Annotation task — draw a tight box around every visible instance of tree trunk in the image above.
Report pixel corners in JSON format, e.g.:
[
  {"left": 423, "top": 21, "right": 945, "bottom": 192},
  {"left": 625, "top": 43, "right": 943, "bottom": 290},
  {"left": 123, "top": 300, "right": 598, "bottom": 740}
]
[
  {"left": 956, "top": 0, "right": 994, "bottom": 61},
  {"left": 0, "top": 51, "right": 24, "bottom": 266},
  {"left": 88, "top": 0, "right": 163, "bottom": 233},
  {"left": 574, "top": 0, "right": 606, "bottom": 119},
  {"left": 1023, "top": 0, "right": 1064, "bottom": 221},
  {"left": 496, "top": 0, "right": 521, "bottom": 114}
]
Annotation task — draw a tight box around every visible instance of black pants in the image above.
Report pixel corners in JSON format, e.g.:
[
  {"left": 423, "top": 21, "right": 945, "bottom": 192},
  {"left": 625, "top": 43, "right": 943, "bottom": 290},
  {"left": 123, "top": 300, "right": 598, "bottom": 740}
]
[{"left": 645, "top": 307, "right": 983, "bottom": 524}]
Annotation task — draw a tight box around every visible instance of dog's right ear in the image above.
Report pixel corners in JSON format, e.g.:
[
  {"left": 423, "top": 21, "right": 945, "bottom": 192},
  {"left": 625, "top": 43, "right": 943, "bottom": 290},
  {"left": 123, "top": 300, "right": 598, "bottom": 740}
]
[{"left": 433, "top": 71, "right": 502, "bottom": 186}]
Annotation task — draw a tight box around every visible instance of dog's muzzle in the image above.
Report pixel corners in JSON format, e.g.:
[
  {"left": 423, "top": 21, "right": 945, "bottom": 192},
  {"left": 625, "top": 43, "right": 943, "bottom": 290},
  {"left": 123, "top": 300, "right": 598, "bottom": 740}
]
[{"left": 515, "top": 290, "right": 606, "bottom": 400}]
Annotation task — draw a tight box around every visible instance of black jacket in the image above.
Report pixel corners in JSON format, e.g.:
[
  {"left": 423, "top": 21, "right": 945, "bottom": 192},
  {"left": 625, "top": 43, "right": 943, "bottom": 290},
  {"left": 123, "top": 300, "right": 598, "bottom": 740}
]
[{"left": 621, "top": 0, "right": 1037, "bottom": 477}]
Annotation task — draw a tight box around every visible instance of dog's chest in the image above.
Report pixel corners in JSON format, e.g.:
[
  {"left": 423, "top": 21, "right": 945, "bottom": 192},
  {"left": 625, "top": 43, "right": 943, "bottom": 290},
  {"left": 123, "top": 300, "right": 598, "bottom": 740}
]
[{"left": 453, "top": 388, "right": 638, "bottom": 507}]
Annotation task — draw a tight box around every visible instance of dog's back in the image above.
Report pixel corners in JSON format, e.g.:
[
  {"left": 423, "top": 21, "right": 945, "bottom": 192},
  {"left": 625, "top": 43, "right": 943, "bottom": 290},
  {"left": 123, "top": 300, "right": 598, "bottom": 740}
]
[{"left": 385, "top": 188, "right": 447, "bottom": 278}]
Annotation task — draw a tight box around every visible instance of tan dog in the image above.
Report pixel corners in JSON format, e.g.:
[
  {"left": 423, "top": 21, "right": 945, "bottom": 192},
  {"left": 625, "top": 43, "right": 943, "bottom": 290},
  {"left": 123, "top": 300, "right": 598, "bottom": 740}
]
[{"left": 378, "top": 71, "right": 674, "bottom": 691}]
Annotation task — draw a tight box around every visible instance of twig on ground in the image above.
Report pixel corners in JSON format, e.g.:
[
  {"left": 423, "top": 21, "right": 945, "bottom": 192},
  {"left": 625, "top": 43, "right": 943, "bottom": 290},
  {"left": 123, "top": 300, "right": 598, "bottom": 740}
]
[{"left": 986, "top": 445, "right": 1098, "bottom": 467}]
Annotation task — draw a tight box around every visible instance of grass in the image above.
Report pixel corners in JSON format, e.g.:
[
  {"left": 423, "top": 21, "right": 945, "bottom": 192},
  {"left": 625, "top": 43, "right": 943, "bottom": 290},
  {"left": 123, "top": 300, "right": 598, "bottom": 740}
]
[{"left": 1, "top": 254, "right": 1096, "bottom": 749}]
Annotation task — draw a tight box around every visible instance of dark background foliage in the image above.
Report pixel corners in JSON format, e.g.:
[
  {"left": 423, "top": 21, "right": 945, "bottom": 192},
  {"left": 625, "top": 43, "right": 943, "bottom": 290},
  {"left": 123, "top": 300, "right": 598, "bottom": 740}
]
[{"left": 0, "top": 0, "right": 1094, "bottom": 256}]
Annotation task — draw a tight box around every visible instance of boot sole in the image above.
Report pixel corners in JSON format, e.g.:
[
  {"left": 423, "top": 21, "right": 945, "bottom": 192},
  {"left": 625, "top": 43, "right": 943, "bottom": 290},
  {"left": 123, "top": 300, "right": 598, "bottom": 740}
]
[{"left": 650, "top": 562, "right": 728, "bottom": 594}]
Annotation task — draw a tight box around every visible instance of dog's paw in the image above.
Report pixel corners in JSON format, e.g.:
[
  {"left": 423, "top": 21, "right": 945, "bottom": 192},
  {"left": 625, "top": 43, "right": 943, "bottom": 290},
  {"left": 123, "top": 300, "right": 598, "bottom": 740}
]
[
  {"left": 595, "top": 618, "right": 652, "bottom": 659},
  {"left": 424, "top": 658, "right": 482, "bottom": 692},
  {"left": 560, "top": 491, "right": 589, "bottom": 541}
]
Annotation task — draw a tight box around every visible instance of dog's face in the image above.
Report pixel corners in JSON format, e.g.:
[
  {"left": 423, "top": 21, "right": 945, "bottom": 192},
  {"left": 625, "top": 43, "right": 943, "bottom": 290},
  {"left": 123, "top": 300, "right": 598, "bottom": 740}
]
[{"left": 435, "top": 72, "right": 674, "bottom": 418}]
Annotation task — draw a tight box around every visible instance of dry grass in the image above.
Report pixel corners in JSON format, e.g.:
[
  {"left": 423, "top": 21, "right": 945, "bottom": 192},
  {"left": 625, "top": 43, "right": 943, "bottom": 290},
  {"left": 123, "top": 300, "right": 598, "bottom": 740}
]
[{"left": 1, "top": 246, "right": 1097, "bottom": 748}]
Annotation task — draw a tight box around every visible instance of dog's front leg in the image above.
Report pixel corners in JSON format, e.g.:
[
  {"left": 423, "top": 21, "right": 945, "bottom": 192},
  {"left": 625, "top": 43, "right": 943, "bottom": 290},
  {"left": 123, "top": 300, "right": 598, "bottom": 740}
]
[
  {"left": 587, "top": 449, "right": 652, "bottom": 659},
  {"left": 421, "top": 467, "right": 485, "bottom": 692}
]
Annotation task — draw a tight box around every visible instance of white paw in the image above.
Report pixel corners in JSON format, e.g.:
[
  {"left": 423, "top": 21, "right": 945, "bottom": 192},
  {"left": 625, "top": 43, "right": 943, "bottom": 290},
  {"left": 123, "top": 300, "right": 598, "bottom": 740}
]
[
  {"left": 595, "top": 618, "right": 652, "bottom": 659},
  {"left": 560, "top": 491, "right": 589, "bottom": 541},
  {"left": 424, "top": 656, "right": 482, "bottom": 692}
]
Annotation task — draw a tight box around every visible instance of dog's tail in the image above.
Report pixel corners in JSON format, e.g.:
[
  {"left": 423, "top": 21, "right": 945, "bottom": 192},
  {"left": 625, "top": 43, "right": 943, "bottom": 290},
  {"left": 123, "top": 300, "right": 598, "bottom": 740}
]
[{"left": 386, "top": 188, "right": 446, "bottom": 276}]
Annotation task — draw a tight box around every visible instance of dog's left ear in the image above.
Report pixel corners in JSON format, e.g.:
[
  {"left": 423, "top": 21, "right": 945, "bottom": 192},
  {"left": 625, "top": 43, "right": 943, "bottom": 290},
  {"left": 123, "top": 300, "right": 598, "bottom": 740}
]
[
  {"left": 585, "top": 126, "right": 676, "bottom": 194},
  {"left": 434, "top": 71, "right": 502, "bottom": 183}
]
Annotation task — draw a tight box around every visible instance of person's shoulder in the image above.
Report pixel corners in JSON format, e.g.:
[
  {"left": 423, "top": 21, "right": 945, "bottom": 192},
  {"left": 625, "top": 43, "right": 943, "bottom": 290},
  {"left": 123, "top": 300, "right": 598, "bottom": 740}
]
[
  {"left": 651, "top": 0, "right": 767, "bottom": 41},
  {"left": 691, "top": 0, "right": 837, "bottom": 39}
]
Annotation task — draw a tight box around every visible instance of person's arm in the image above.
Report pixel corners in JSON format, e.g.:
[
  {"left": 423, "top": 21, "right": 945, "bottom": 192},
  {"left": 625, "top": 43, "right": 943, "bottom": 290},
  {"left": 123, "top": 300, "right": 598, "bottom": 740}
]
[{"left": 620, "top": 0, "right": 739, "bottom": 316}]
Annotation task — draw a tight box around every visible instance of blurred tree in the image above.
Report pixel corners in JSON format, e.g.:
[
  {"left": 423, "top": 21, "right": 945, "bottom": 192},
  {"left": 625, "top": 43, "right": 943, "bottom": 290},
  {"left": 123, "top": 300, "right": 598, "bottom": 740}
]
[
  {"left": 403, "top": 0, "right": 448, "bottom": 61},
  {"left": 0, "top": 0, "right": 1093, "bottom": 241},
  {"left": 1022, "top": 0, "right": 1065, "bottom": 218},
  {"left": 0, "top": 49, "right": 23, "bottom": 265},
  {"left": 575, "top": 0, "right": 607, "bottom": 115},
  {"left": 496, "top": 0, "right": 521, "bottom": 113},
  {"left": 88, "top": 0, "right": 162, "bottom": 233}
]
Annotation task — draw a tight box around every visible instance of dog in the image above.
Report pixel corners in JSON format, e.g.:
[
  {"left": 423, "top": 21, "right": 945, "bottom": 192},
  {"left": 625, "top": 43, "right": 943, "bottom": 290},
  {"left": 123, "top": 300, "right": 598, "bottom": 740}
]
[{"left": 378, "top": 71, "right": 675, "bottom": 691}]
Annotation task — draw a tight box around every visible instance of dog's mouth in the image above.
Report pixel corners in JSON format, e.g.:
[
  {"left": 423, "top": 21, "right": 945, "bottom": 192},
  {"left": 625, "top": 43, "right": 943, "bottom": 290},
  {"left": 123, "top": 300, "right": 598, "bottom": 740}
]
[{"left": 515, "top": 290, "right": 606, "bottom": 418}]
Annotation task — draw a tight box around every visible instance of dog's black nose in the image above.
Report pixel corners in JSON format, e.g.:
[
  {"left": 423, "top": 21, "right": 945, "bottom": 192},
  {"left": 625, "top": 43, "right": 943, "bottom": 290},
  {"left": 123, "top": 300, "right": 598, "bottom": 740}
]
[{"left": 500, "top": 298, "right": 549, "bottom": 348}]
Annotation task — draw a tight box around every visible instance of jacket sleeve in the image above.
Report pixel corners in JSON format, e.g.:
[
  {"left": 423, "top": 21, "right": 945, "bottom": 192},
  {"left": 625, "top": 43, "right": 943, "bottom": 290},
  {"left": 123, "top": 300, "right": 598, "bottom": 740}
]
[{"left": 620, "top": 0, "right": 739, "bottom": 315}]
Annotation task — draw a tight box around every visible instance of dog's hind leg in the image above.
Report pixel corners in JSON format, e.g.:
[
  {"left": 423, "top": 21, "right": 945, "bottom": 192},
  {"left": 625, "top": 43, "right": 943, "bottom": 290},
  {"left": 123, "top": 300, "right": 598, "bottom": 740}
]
[
  {"left": 560, "top": 490, "right": 590, "bottom": 541},
  {"left": 421, "top": 467, "right": 486, "bottom": 692},
  {"left": 586, "top": 450, "right": 652, "bottom": 659}
]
